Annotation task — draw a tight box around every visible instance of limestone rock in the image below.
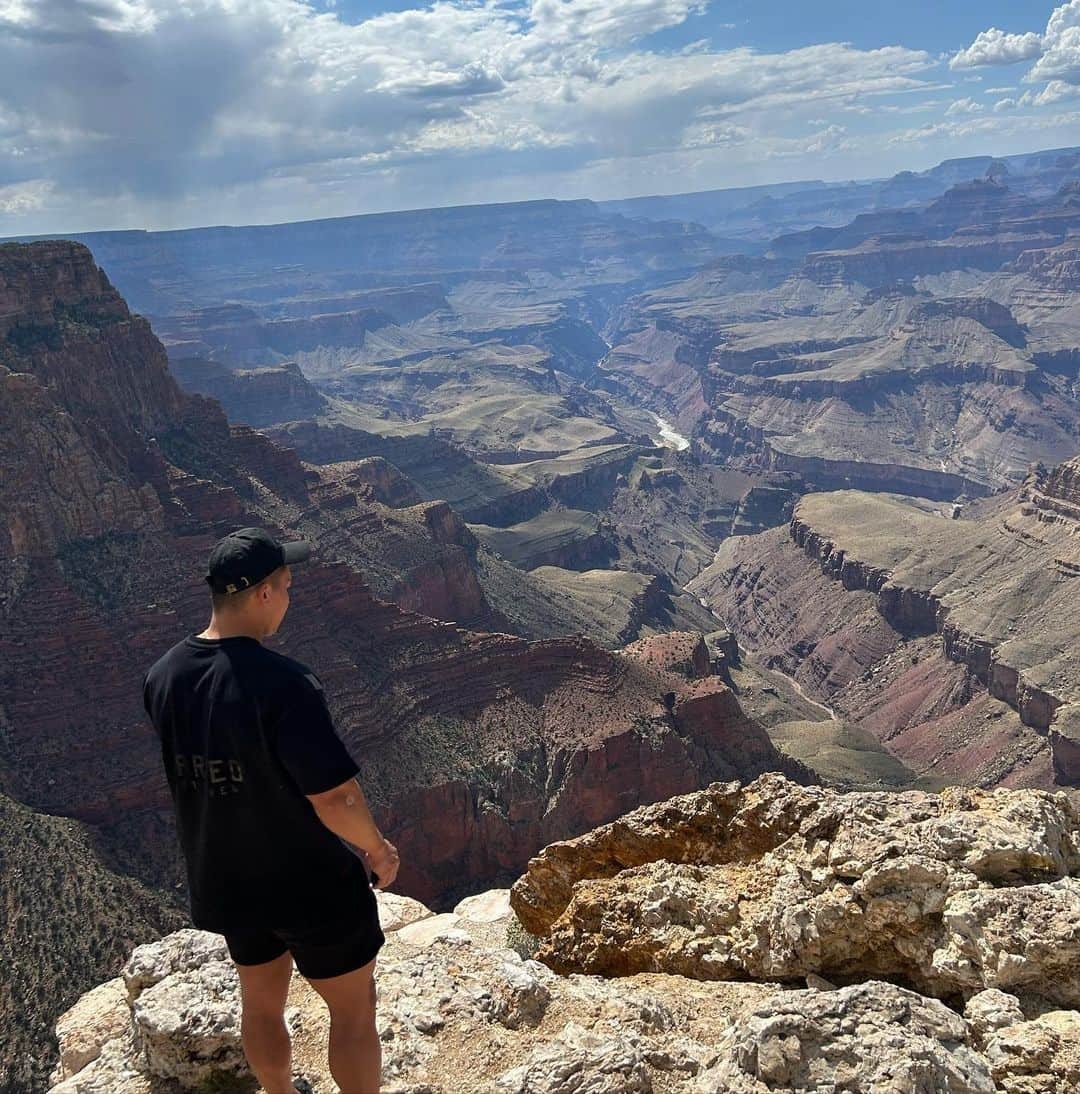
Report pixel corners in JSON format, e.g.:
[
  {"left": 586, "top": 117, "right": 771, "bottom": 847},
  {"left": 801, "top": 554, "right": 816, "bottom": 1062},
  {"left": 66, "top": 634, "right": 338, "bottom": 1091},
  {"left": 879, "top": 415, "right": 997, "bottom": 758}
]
[
  {"left": 696, "top": 981, "right": 996, "bottom": 1093},
  {"left": 980, "top": 1011, "right": 1080, "bottom": 1093},
  {"left": 512, "top": 774, "right": 1080, "bottom": 1004},
  {"left": 50, "top": 977, "right": 129, "bottom": 1083},
  {"left": 964, "top": 989, "right": 1026, "bottom": 1041},
  {"left": 131, "top": 959, "right": 244, "bottom": 1085},
  {"left": 49, "top": 1033, "right": 152, "bottom": 1094},
  {"left": 378, "top": 890, "right": 436, "bottom": 933},
  {"left": 396, "top": 912, "right": 467, "bottom": 948},
  {"left": 123, "top": 929, "right": 229, "bottom": 1000},
  {"left": 50, "top": 912, "right": 1080, "bottom": 1094},
  {"left": 496, "top": 1022, "right": 652, "bottom": 1092},
  {"left": 454, "top": 888, "right": 512, "bottom": 924},
  {"left": 48, "top": 776, "right": 1080, "bottom": 1094},
  {"left": 932, "top": 878, "right": 1080, "bottom": 1004}
]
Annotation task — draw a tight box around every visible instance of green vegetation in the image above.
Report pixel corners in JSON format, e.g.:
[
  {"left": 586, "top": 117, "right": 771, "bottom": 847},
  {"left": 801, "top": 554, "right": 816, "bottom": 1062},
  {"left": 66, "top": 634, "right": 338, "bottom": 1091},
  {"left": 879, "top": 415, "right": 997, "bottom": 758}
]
[
  {"left": 504, "top": 915, "right": 542, "bottom": 962},
  {"left": 0, "top": 791, "right": 185, "bottom": 1094}
]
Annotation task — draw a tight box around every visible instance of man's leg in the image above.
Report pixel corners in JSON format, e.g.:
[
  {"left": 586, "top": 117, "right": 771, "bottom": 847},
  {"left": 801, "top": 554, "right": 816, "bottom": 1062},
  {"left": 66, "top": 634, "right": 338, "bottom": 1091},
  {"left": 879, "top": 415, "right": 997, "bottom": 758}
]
[
  {"left": 304, "top": 956, "right": 380, "bottom": 1094},
  {"left": 235, "top": 950, "right": 295, "bottom": 1093}
]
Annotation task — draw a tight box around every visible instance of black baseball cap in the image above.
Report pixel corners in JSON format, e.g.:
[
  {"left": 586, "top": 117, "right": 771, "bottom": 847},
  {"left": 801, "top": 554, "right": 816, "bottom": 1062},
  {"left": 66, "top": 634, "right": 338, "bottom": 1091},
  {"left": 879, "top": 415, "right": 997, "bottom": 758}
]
[{"left": 204, "top": 527, "right": 312, "bottom": 595}]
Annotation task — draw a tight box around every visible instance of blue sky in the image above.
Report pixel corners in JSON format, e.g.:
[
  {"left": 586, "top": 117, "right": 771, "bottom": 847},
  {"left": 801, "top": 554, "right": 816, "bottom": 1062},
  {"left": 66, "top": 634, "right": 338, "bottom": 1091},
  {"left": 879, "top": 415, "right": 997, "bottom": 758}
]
[{"left": 1, "top": 1, "right": 1077, "bottom": 234}]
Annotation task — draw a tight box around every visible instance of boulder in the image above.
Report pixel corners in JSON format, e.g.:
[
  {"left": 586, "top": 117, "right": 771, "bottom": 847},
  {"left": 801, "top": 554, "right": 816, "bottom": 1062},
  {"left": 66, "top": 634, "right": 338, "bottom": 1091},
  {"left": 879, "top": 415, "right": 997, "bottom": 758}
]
[{"left": 695, "top": 981, "right": 996, "bottom": 1093}]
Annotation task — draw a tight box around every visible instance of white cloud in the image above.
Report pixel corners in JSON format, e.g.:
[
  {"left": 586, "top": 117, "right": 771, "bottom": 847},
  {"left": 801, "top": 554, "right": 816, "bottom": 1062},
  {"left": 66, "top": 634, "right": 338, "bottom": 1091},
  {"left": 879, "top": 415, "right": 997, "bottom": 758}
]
[
  {"left": 1030, "top": 0, "right": 1080, "bottom": 83},
  {"left": 994, "top": 98, "right": 1016, "bottom": 112},
  {"left": 944, "top": 96, "right": 983, "bottom": 116},
  {"left": 1019, "top": 79, "right": 1080, "bottom": 106},
  {"left": 889, "top": 106, "right": 1080, "bottom": 147},
  {"left": 952, "top": 2, "right": 1080, "bottom": 96},
  {"left": 0, "top": 178, "right": 53, "bottom": 212},
  {"left": 527, "top": 0, "right": 707, "bottom": 49},
  {"left": 950, "top": 27, "right": 1043, "bottom": 70}
]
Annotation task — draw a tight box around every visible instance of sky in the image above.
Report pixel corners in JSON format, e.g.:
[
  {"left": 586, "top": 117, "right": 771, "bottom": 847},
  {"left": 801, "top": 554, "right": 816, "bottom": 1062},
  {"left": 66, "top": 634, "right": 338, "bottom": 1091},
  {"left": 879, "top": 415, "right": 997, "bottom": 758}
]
[{"left": 1, "top": 0, "right": 1079, "bottom": 234}]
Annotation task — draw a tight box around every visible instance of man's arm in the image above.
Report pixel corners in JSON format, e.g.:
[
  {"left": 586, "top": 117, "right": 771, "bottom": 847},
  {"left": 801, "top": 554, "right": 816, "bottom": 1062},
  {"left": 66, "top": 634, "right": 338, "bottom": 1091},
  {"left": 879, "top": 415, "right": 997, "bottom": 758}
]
[{"left": 307, "top": 776, "right": 400, "bottom": 888}]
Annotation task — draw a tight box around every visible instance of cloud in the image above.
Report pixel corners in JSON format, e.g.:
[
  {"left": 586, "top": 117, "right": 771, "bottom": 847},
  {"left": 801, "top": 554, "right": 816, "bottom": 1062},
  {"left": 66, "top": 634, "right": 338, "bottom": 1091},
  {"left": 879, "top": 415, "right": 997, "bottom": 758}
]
[
  {"left": 1019, "top": 79, "right": 1080, "bottom": 106},
  {"left": 994, "top": 98, "right": 1016, "bottom": 112},
  {"left": 950, "top": 27, "right": 1043, "bottom": 70},
  {"left": 0, "top": 0, "right": 979, "bottom": 232},
  {"left": 888, "top": 106, "right": 1080, "bottom": 147},
  {"left": 0, "top": 178, "right": 53, "bottom": 212},
  {"left": 527, "top": 0, "right": 707, "bottom": 49},
  {"left": 952, "top": 2, "right": 1080, "bottom": 92},
  {"left": 944, "top": 96, "right": 983, "bottom": 116},
  {"left": 1030, "top": 0, "right": 1080, "bottom": 83}
]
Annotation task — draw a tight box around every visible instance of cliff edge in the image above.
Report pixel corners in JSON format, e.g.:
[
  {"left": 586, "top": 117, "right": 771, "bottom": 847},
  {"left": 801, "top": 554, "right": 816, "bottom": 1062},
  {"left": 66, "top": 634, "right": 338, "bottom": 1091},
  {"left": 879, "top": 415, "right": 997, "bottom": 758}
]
[{"left": 51, "top": 774, "right": 1080, "bottom": 1093}]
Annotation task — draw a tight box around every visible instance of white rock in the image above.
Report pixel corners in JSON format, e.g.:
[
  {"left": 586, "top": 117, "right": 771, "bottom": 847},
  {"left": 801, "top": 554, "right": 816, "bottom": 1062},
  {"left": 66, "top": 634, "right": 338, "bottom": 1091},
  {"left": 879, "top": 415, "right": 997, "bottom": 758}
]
[
  {"left": 131, "top": 959, "right": 245, "bottom": 1085},
  {"left": 981, "top": 1010, "right": 1080, "bottom": 1091},
  {"left": 496, "top": 1022, "right": 651, "bottom": 1092},
  {"left": 454, "top": 889, "right": 512, "bottom": 923},
  {"left": 964, "top": 989, "right": 1026, "bottom": 1043},
  {"left": 51, "top": 977, "right": 129, "bottom": 1083},
  {"left": 122, "top": 929, "right": 227, "bottom": 1000},
  {"left": 476, "top": 959, "right": 552, "bottom": 1029},
  {"left": 695, "top": 980, "right": 996, "bottom": 1093},
  {"left": 48, "top": 1034, "right": 150, "bottom": 1094},
  {"left": 396, "top": 912, "right": 464, "bottom": 948},
  {"left": 934, "top": 877, "right": 1080, "bottom": 1004},
  {"left": 377, "top": 891, "right": 435, "bottom": 933}
]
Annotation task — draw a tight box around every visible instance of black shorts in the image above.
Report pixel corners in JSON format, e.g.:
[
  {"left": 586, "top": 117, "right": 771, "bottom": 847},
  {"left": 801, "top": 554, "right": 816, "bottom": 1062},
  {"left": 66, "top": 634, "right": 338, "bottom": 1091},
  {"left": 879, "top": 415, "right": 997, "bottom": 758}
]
[{"left": 224, "top": 898, "right": 385, "bottom": 980}]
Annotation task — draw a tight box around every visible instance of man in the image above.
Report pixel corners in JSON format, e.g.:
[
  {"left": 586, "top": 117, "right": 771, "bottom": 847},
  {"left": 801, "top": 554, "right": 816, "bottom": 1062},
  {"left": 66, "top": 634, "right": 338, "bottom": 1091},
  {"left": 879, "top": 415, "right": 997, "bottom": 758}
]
[{"left": 142, "top": 526, "right": 399, "bottom": 1094}]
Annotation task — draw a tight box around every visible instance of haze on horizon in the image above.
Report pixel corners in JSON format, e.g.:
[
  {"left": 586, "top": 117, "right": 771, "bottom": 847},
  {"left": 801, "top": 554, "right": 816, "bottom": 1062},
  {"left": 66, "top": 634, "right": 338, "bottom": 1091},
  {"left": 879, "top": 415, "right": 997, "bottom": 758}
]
[{"left": 2, "top": 0, "right": 1080, "bottom": 236}]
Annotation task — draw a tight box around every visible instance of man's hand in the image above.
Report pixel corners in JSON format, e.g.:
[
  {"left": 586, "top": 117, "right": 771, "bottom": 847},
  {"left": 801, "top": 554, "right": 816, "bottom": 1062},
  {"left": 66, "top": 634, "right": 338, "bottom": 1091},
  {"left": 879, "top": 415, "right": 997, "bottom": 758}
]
[{"left": 363, "top": 838, "right": 400, "bottom": 889}]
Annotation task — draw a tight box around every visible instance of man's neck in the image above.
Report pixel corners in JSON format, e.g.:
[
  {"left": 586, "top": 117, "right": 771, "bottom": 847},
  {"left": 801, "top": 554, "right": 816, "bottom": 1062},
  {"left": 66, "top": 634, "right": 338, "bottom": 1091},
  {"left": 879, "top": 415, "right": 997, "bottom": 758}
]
[{"left": 197, "top": 616, "right": 265, "bottom": 642}]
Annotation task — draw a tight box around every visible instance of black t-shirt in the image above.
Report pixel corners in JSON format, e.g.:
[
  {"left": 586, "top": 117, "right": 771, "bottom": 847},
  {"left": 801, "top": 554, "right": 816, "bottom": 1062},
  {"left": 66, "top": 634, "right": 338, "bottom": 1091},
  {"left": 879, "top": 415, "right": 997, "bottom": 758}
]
[{"left": 142, "top": 634, "right": 371, "bottom": 931}]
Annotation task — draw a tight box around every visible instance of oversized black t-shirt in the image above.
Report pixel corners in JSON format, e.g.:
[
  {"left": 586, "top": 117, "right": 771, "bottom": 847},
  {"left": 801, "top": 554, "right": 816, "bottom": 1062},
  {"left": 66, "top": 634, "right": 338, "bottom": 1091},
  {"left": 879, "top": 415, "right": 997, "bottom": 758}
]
[{"left": 142, "top": 634, "right": 372, "bottom": 931}]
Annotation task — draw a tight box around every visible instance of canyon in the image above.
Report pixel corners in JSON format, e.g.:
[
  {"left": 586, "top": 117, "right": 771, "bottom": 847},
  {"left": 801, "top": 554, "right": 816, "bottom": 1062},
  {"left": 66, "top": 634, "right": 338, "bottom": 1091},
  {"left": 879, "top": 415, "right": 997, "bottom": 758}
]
[
  {"left": 691, "top": 460, "right": 1080, "bottom": 791},
  {"left": 0, "top": 240, "right": 801, "bottom": 1093},
  {"left": 4, "top": 141, "right": 1080, "bottom": 1090}
]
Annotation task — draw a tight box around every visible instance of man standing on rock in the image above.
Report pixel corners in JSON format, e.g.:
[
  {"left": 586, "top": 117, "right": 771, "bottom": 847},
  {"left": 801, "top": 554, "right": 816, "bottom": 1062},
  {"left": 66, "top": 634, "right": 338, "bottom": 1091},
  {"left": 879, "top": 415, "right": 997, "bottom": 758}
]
[{"left": 143, "top": 527, "right": 399, "bottom": 1094}]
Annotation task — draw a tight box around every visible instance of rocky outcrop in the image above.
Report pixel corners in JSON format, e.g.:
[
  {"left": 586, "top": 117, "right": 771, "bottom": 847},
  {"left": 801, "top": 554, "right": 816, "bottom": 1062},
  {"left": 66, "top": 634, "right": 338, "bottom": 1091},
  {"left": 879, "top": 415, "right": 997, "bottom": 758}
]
[
  {"left": 789, "top": 512, "right": 938, "bottom": 636},
  {"left": 623, "top": 632, "right": 712, "bottom": 680},
  {"left": 1028, "top": 455, "right": 1080, "bottom": 523},
  {"left": 339, "top": 456, "right": 423, "bottom": 507},
  {"left": 700, "top": 982, "right": 1000, "bottom": 1093},
  {"left": 53, "top": 778, "right": 1080, "bottom": 1094},
  {"left": 0, "top": 239, "right": 129, "bottom": 339},
  {"left": 1009, "top": 242, "right": 1080, "bottom": 291},
  {"left": 511, "top": 774, "right": 1080, "bottom": 1003},
  {"left": 153, "top": 304, "right": 395, "bottom": 361}
]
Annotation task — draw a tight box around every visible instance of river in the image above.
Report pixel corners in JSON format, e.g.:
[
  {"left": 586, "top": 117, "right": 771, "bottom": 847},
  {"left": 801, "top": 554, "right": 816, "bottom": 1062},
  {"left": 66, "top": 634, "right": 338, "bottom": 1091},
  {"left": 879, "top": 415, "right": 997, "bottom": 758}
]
[{"left": 652, "top": 413, "right": 690, "bottom": 451}]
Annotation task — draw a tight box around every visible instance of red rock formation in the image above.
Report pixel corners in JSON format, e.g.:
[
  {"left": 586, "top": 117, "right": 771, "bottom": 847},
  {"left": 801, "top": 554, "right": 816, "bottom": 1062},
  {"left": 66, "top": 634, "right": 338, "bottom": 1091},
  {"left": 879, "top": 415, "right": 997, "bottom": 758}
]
[{"left": 623, "top": 632, "right": 712, "bottom": 679}]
